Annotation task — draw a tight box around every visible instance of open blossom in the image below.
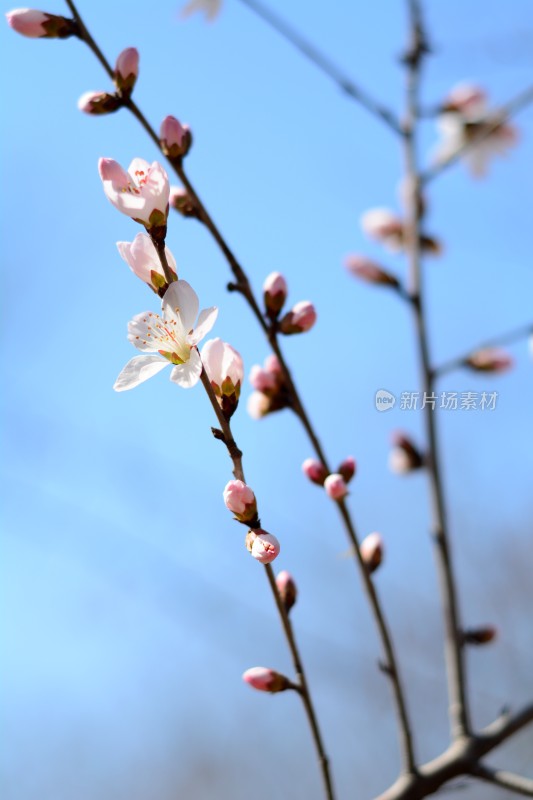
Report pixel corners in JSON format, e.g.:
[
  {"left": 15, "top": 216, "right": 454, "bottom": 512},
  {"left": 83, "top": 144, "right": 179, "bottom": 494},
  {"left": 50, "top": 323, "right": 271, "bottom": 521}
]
[
  {"left": 360, "top": 532, "right": 384, "bottom": 574},
  {"left": 114, "top": 280, "right": 217, "bottom": 392},
  {"left": 114, "top": 47, "right": 139, "bottom": 94},
  {"left": 345, "top": 255, "right": 399, "bottom": 288},
  {"left": 223, "top": 479, "right": 257, "bottom": 523},
  {"left": 160, "top": 116, "right": 192, "bottom": 158},
  {"left": 99, "top": 157, "right": 170, "bottom": 229},
  {"left": 279, "top": 301, "right": 317, "bottom": 335},
  {"left": 201, "top": 338, "right": 244, "bottom": 419},
  {"left": 466, "top": 347, "right": 513, "bottom": 373},
  {"left": 117, "top": 233, "right": 177, "bottom": 293},
  {"left": 242, "top": 667, "right": 289, "bottom": 693},
  {"left": 324, "top": 473, "right": 348, "bottom": 500},
  {"left": 6, "top": 8, "right": 77, "bottom": 38},
  {"left": 245, "top": 529, "right": 280, "bottom": 564}
]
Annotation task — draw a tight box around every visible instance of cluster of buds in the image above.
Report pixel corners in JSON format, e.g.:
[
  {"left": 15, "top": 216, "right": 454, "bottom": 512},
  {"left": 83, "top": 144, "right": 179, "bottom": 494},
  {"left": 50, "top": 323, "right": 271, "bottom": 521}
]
[
  {"left": 388, "top": 431, "right": 424, "bottom": 475},
  {"left": 465, "top": 347, "right": 514, "bottom": 373},
  {"left": 435, "top": 82, "right": 518, "bottom": 178},
  {"left": 262, "top": 272, "right": 317, "bottom": 335},
  {"left": 223, "top": 480, "right": 280, "bottom": 564},
  {"left": 247, "top": 354, "right": 291, "bottom": 419},
  {"left": 78, "top": 47, "right": 139, "bottom": 115},
  {"left": 302, "top": 456, "right": 356, "bottom": 501},
  {"left": 202, "top": 338, "right": 244, "bottom": 420},
  {"left": 360, "top": 208, "right": 442, "bottom": 256},
  {"left": 360, "top": 532, "right": 384, "bottom": 574}
]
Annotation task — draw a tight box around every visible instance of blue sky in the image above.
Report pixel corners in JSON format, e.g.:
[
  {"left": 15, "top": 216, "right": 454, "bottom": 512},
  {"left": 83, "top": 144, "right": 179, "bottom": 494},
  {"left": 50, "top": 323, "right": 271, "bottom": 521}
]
[{"left": 3, "top": 1, "right": 533, "bottom": 798}]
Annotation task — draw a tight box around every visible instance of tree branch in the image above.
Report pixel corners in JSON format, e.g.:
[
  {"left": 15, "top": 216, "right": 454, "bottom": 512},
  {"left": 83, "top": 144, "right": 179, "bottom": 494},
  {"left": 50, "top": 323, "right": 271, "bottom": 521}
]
[{"left": 470, "top": 764, "right": 533, "bottom": 797}]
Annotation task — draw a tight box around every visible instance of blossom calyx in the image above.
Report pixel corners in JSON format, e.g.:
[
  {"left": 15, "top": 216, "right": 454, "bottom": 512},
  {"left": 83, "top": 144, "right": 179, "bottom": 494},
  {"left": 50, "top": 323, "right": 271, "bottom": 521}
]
[
  {"left": 201, "top": 338, "right": 244, "bottom": 419},
  {"left": 160, "top": 116, "right": 193, "bottom": 159},
  {"left": 245, "top": 529, "right": 280, "bottom": 564},
  {"left": 6, "top": 8, "right": 78, "bottom": 38},
  {"left": 242, "top": 667, "right": 290, "bottom": 693},
  {"left": 223, "top": 480, "right": 258, "bottom": 525},
  {"left": 279, "top": 301, "right": 317, "bottom": 335},
  {"left": 114, "top": 47, "right": 139, "bottom": 95},
  {"left": 263, "top": 272, "right": 288, "bottom": 319}
]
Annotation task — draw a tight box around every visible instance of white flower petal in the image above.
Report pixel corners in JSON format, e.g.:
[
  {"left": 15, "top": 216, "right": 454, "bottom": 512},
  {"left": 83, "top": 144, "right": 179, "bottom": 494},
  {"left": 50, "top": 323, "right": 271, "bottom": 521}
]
[
  {"left": 114, "top": 355, "right": 168, "bottom": 392},
  {"left": 188, "top": 306, "right": 218, "bottom": 346},
  {"left": 163, "top": 280, "right": 199, "bottom": 332},
  {"left": 169, "top": 348, "right": 202, "bottom": 388},
  {"left": 127, "top": 311, "right": 165, "bottom": 353}
]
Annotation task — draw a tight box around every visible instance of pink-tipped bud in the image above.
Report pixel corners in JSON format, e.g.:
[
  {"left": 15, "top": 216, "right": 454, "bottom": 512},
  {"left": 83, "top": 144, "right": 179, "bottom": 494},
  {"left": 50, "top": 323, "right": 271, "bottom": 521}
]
[
  {"left": 114, "top": 47, "right": 139, "bottom": 94},
  {"left": 442, "top": 83, "right": 487, "bottom": 119},
  {"left": 6, "top": 8, "right": 78, "bottom": 38},
  {"left": 302, "top": 457, "right": 328, "bottom": 486},
  {"left": 276, "top": 570, "right": 297, "bottom": 613},
  {"left": 223, "top": 479, "right": 258, "bottom": 524},
  {"left": 389, "top": 432, "right": 424, "bottom": 474},
  {"left": 77, "top": 90, "right": 120, "bottom": 115},
  {"left": 160, "top": 115, "right": 193, "bottom": 158},
  {"left": 249, "top": 365, "right": 277, "bottom": 394},
  {"left": 463, "top": 626, "right": 497, "bottom": 646},
  {"left": 361, "top": 208, "right": 404, "bottom": 249},
  {"left": 263, "top": 354, "right": 283, "bottom": 375},
  {"left": 338, "top": 456, "right": 357, "bottom": 483},
  {"left": 245, "top": 529, "right": 280, "bottom": 564},
  {"left": 242, "top": 667, "right": 290, "bottom": 693},
  {"left": 202, "top": 338, "right": 244, "bottom": 419},
  {"left": 169, "top": 185, "right": 199, "bottom": 218},
  {"left": 466, "top": 348, "right": 514, "bottom": 373},
  {"left": 360, "top": 532, "right": 384, "bottom": 574},
  {"left": 279, "top": 301, "right": 317, "bottom": 335},
  {"left": 263, "top": 271, "right": 288, "bottom": 318},
  {"left": 247, "top": 391, "right": 271, "bottom": 419},
  {"left": 344, "top": 255, "right": 400, "bottom": 288},
  {"left": 324, "top": 473, "right": 348, "bottom": 500}
]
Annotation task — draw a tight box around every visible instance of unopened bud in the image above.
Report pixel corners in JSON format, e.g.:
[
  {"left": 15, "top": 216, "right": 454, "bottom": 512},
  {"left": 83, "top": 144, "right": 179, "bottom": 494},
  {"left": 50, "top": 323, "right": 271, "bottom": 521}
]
[
  {"left": 247, "top": 390, "right": 271, "bottom": 419},
  {"left": 169, "top": 185, "right": 200, "bottom": 218},
  {"left": 245, "top": 529, "right": 280, "bottom": 564},
  {"left": 263, "top": 354, "right": 283, "bottom": 375},
  {"left": 249, "top": 365, "right": 277, "bottom": 394},
  {"left": 6, "top": 8, "right": 78, "bottom": 38},
  {"left": 389, "top": 432, "right": 423, "bottom": 474},
  {"left": 463, "top": 626, "right": 497, "bottom": 646},
  {"left": 114, "top": 47, "right": 139, "bottom": 94},
  {"left": 302, "top": 457, "right": 328, "bottom": 486},
  {"left": 77, "top": 90, "right": 120, "bottom": 115},
  {"left": 344, "top": 255, "right": 399, "bottom": 288},
  {"left": 324, "top": 473, "right": 348, "bottom": 500},
  {"left": 361, "top": 208, "right": 404, "bottom": 250},
  {"left": 279, "top": 301, "right": 317, "bottom": 335},
  {"left": 160, "top": 115, "right": 192, "bottom": 158},
  {"left": 223, "top": 479, "right": 257, "bottom": 524},
  {"left": 276, "top": 570, "right": 297, "bottom": 613},
  {"left": 442, "top": 83, "right": 487, "bottom": 118},
  {"left": 338, "top": 456, "right": 357, "bottom": 483},
  {"left": 242, "top": 667, "right": 290, "bottom": 693},
  {"left": 263, "top": 271, "right": 288, "bottom": 318},
  {"left": 202, "top": 338, "right": 244, "bottom": 420},
  {"left": 466, "top": 348, "right": 514, "bottom": 373},
  {"left": 360, "top": 532, "right": 384, "bottom": 574}
]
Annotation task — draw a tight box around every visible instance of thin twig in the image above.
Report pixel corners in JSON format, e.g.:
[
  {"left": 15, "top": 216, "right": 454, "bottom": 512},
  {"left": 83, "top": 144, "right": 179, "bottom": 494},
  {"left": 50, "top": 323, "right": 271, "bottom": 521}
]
[
  {"left": 434, "top": 321, "right": 533, "bottom": 377},
  {"left": 402, "top": 0, "right": 470, "bottom": 740},
  {"left": 421, "top": 83, "right": 533, "bottom": 184},
  {"left": 236, "top": 0, "right": 402, "bottom": 135},
  {"left": 64, "top": 0, "right": 416, "bottom": 776},
  {"left": 470, "top": 764, "right": 533, "bottom": 797}
]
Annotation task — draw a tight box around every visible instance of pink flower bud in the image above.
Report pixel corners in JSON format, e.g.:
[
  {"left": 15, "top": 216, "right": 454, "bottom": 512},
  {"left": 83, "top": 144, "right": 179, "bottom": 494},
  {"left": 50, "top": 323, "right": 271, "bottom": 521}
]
[
  {"left": 279, "top": 301, "right": 317, "bottom": 335},
  {"left": 247, "top": 391, "right": 271, "bottom": 419},
  {"left": 6, "top": 8, "right": 77, "bottom": 38},
  {"left": 338, "top": 456, "right": 357, "bottom": 483},
  {"left": 361, "top": 208, "right": 404, "bottom": 251},
  {"left": 117, "top": 233, "right": 177, "bottom": 293},
  {"left": 77, "top": 90, "right": 120, "bottom": 116},
  {"left": 324, "top": 473, "right": 348, "bottom": 500},
  {"left": 388, "top": 432, "right": 423, "bottom": 474},
  {"left": 114, "top": 47, "right": 139, "bottom": 94},
  {"left": 344, "top": 255, "right": 400, "bottom": 288},
  {"left": 466, "top": 348, "right": 514, "bottom": 373},
  {"left": 223, "top": 479, "right": 257, "bottom": 523},
  {"left": 302, "top": 457, "right": 328, "bottom": 486},
  {"left": 245, "top": 529, "right": 280, "bottom": 564},
  {"left": 276, "top": 570, "right": 297, "bottom": 613},
  {"left": 463, "top": 626, "right": 497, "bottom": 646},
  {"left": 263, "top": 354, "right": 283, "bottom": 375},
  {"left": 169, "top": 185, "right": 199, "bottom": 218},
  {"left": 442, "top": 83, "right": 487, "bottom": 119},
  {"left": 263, "top": 271, "right": 288, "bottom": 318},
  {"left": 160, "top": 115, "right": 193, "bottom": 158},
  {"left": 242, "top": 667, "right": 290, "bottom": 693},
  {"left": 202, "top": 338, "right": 244, "bottom": 419},
  {"left": 249, "top": 365, "right": 277, "bottom": 393},
  {"left": 360, "top": 532, "right": 384, "bottom": 574}
]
